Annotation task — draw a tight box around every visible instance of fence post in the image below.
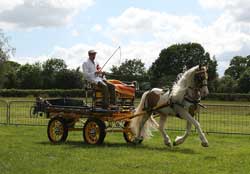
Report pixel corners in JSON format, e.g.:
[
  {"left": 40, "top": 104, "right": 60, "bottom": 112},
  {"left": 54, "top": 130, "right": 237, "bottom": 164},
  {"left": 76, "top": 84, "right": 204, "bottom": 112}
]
[{"left": 7, "top": 101, "right": 10, "bottom": 125}]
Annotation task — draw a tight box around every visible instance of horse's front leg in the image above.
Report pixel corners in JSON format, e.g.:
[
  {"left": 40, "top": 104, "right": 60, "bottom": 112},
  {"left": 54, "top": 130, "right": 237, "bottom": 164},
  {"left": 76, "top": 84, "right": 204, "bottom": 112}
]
[
  {"left": 173, "top": 120, "right": 191, "bottom": 146},
  {"left": 159, "top": 114, "right": 172, "bottom": 147},
  {"left": 174, "top": 105, "right": 208, "bottom": 147}
]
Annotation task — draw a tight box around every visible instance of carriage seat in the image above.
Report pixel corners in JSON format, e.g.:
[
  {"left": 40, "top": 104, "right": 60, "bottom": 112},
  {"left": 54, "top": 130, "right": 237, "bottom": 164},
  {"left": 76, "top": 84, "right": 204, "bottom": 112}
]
[
  {"left": 107, "top": 80, "right": 136, "bottom": 97},
  {"left": 85, "top": 79, "right": 136, "bottom": 100},
  {"left": 84, "top": 80, "right": 135, "bottom": 107}
]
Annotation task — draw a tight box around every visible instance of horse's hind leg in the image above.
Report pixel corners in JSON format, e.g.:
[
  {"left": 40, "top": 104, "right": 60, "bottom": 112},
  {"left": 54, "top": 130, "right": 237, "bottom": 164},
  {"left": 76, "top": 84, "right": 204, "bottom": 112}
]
[
  {"left": 134, "top": 113, "right": 151, "bottom": 142},
  {"left": 173, "top": 120, "right": 192, "bottom": 146},
  {"left": 159, "top": 114, "right": 172, "bottom": 147}
]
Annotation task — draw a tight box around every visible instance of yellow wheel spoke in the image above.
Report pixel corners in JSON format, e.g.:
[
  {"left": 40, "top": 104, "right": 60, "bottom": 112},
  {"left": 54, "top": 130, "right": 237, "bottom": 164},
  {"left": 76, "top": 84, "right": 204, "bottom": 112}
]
[
  {"left": 85, "top": 121, "right": 100, "bottom": 144},
  {"left": 49, "top": 120, "right": 64, "bottom": 141}
]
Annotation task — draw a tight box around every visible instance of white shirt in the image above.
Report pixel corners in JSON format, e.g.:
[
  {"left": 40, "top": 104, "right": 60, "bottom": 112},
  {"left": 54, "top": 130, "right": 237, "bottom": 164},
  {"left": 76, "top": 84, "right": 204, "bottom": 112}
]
[{"left": 82, "top": 58, "right": 103, "bottom": 84}]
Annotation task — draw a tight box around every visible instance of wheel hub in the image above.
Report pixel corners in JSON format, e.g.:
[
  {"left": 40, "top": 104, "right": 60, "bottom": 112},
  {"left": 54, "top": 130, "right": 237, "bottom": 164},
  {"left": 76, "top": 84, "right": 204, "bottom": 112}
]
[
  {"left": 54, "top": 127, "right": 61, "bottom": 135},
  {"left": 90, "top": 128, "right": 96, "bottom": 136}
]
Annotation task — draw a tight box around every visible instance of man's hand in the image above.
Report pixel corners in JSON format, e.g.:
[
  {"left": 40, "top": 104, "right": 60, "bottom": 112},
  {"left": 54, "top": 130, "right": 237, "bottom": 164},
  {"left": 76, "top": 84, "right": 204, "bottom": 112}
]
[
  {"left": 95, "top": 70, "right": 105, "bottom": 76},
  {"left": 95, "top": 70, "right": 102, "bottom": 75}
]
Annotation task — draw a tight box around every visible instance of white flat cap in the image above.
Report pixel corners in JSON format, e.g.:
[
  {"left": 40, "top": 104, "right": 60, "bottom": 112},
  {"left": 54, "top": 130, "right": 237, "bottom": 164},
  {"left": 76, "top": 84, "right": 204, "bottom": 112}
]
[{"left": 88, "top": 50, "right": 97, "bottom": 54}]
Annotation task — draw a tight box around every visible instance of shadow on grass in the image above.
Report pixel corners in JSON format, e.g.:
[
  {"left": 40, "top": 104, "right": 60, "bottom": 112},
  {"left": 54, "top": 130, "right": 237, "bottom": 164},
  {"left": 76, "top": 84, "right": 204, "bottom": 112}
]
[{"left": 36, "top": 141, "right": 198, "bottom": 155}]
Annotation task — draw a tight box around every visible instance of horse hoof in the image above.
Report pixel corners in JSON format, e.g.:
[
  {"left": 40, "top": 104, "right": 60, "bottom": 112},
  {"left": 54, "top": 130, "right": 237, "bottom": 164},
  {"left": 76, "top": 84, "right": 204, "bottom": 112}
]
[
  {"left": 133, "top": 137, "right": 143, "bottom": 145},
  {"left": 165, "top": 143, "right": 172, "bottom": 148},
  {"left": 201, "top": 142, "right": 209, "bottom": 147},
  {"left": 173, "top": 140, "right": 182, "bottom": 146},
  {"left": 164, "top": 140, "right": 172, "bottom": 148}
]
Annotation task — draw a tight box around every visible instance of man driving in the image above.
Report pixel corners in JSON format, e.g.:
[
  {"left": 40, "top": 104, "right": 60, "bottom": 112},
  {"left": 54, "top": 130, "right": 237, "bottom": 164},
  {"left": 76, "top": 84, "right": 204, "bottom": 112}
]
[{"left": 82, "top": 50, "right": 116, "bottom": 109}]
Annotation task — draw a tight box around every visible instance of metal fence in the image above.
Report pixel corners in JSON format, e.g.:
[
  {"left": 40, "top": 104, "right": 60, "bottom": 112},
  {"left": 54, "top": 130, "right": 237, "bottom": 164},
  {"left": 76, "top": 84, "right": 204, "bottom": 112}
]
[
  {"left": 8, "top": 100, "right": 48, "bottom": 126},
  {"left": 1, "top": 100, "right": 250, "bottom": 135},
  {"left": 162, "top": 104, "right": 250, "bottom": 135},
  {"left": 199, "top": 104, "right": 250, "bottom": 135},
  {"left": 0, "top": 100, "right": 8, "bottom": 124}
]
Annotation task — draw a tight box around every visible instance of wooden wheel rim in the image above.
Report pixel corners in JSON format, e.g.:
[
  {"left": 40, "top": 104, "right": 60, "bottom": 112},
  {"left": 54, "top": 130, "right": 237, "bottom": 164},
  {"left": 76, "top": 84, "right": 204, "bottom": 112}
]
[
  {"left": 85, "top": 121, "right": 100, "bottom": 144},
  {"left": 49, "top": 120, "right": 64, "bottom": 142}
]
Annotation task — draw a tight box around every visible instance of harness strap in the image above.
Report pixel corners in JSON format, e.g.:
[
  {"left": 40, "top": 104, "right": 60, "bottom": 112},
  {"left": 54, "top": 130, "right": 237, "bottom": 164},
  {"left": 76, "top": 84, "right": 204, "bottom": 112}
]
[{"left": 184, "top": 96, "right": 200, "bottom": 104}]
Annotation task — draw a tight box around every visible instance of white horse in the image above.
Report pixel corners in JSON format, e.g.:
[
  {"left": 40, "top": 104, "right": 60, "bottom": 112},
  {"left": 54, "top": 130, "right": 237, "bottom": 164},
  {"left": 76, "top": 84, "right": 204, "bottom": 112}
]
[{"left": 130, "top": 65, "right": 209, "bottom": 147}]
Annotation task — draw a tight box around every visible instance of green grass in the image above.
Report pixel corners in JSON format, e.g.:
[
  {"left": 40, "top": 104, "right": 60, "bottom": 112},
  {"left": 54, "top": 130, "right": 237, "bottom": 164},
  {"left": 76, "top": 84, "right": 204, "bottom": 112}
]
[
  {"left": 1, "top": 98, "right": 250, "bottom": 173},
  {"left": 1, "top": 125, "right": 250, "bottom": 174}
]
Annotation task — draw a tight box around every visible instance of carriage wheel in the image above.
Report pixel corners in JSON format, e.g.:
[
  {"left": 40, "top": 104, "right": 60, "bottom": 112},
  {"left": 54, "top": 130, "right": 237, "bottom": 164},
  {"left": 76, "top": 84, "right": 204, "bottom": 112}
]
[
  {"left": 83, "top": 118, "right": 106, "bottom": 145},
  {"left": 123, "top": 121, "right": 143, "bottom": 144},
  {"left": 47, "top": 117, "right": 68, "bottom": 144}
]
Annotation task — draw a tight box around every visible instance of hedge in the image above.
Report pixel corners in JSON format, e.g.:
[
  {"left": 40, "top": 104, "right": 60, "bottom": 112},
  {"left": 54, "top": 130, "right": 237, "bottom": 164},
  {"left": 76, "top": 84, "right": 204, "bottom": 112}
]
[
  {"left": 0, "top": 89, "right": 85, "bottom": 97},
  {"left": 1, "top": 89, "right": 250, "bottom": 101},
  {"left": 205, "top": 93, "right": 250, "bottom": 101}
]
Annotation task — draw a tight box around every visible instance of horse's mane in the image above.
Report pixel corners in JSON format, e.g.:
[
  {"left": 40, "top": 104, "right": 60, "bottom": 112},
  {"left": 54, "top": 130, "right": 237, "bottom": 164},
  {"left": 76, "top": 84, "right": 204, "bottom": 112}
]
[{"left": 171, "top": 65, "right": 199, "bottom": 103}]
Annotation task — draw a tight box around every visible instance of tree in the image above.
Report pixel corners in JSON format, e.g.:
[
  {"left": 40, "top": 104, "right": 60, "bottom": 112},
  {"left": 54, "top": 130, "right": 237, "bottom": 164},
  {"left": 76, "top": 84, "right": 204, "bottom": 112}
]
[
  {"left": 55, "top": 67, "right": 84, "bottom": 89},
  {"left": 42, "top": 58, "right": 67, "bottom": 88},
  {"left": 0, "top": 30, "right": 15, "bottom": 64},
  {"left": 2, "top": 61, "right": 21, "bottom": 88},
  {"left": 217, "top": 75, "right": 238, "bottom": 93},
  {"left": 149, "top": 43, "right": 218, "bottom": 89},
  {"left": 224, "top": 56, "right": 250, "bottom": 80},
  {"left": 238, "top": 68, "right": 250, "bottom": 93},
  {"left": 109, "top": 59, "right": 148, "bottom": 83},
  {"left": 207, "top": 56, "right": 219, "bottom": 92},
  {"left": 17, "top": 63, "right": 43, "bottom": 89},
  {"left": 0, "top": 30, "right": 15, "bottom": 87}
]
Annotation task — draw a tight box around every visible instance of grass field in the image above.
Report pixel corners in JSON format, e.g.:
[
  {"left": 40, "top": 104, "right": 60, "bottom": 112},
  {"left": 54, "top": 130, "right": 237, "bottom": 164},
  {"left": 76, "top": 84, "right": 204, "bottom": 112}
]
[
  {"left": 1, "top": 98, "right": 250, "bottom": 173},
  {"left": 1, "top": 125, "right": 250, "bottom": 174}
]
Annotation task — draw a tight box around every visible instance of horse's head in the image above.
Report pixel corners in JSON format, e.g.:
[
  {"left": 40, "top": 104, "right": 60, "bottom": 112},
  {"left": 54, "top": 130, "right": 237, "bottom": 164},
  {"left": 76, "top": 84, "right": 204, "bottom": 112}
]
[
  {"left": 193, "top": 65, "right": 209, "bottom": 97},
  {"left": 184, "top": 65, "right": 209, "bottom": 104},
  {"left": 171, "top": 65, "right": 209, "bottom": 104}
]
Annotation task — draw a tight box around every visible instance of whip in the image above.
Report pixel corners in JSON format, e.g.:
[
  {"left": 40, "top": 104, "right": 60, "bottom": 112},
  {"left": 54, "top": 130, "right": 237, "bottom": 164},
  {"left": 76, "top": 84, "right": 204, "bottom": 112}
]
[{"left": 101, "top": 46, "right": 121, "bottom": 70}]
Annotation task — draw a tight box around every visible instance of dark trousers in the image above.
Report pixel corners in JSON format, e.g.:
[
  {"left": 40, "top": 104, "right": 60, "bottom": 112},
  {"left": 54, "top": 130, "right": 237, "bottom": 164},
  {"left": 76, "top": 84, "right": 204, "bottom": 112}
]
[{"left": 97, "top": 81, "right": 116, "bottom": 107}]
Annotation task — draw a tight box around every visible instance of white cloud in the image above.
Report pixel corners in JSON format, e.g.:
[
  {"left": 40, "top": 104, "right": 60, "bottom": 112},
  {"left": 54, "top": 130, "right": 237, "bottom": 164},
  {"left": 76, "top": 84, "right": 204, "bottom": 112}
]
[
  {"left": 12, "top": 55, "right": 49, "bottom": 66},
  {"left": 198, "top": 0, "right": 228, "bottom": 9},
  {"left": 10, "top": 5, "right": 250, "bottom": 76},
  {"left": 11, "top": 41, "right": 162, "bottom": 73},
  {"left": 91, "top": 24, "right": 102, "bottom": 32},
  {"left": 0, "top": 0, "right": 94, "bottom": 29},
  {"left": 50, "top": 42, "right": 162, "bottom": 71},
  {"left": 199, "top": 0, "right": 250, "bottom": 24},
  {"left": 0, "top": 0, "right": 23, "bottom": 12},
  {"left": 71, "top": 29, "right": 80, "bottom": 37},
  {"left": 106, "top": 7, "right": 250, "bottom": 76}
]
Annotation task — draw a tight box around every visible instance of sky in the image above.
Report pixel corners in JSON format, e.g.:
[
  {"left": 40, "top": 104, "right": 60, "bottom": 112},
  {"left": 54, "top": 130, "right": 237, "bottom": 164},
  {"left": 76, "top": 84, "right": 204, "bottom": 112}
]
[{"left": 1, "top": 0, "right": 250, "bottom": 76}]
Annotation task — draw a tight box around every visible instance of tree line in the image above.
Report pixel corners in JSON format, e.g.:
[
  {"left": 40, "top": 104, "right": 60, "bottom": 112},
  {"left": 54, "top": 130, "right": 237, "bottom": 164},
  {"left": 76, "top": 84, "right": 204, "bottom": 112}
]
[
  {"left": 1, "top": 31, "right": 250, "bottom": 93},
  {"left": 218, "top": 56, "right": 250, "bottom": 93},
  {"left": 1, "top": 59, "right": 84, "bottom": 89}
]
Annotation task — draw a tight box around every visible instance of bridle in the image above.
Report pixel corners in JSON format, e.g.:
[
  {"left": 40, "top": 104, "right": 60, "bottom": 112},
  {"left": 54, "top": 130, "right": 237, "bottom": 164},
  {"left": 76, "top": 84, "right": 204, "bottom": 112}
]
[
  {"left": 184, "top": 67, "right": 208, "bottom": 105},
  {"left": 194, "top": 68, "right": 208, "bottom": 88}
]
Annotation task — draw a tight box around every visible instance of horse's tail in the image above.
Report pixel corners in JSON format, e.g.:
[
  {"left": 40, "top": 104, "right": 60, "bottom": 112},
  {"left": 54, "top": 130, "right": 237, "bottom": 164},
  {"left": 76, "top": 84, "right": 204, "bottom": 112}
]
[{"left": 130, "top": 91, "right": 158, "bottom": 139}]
